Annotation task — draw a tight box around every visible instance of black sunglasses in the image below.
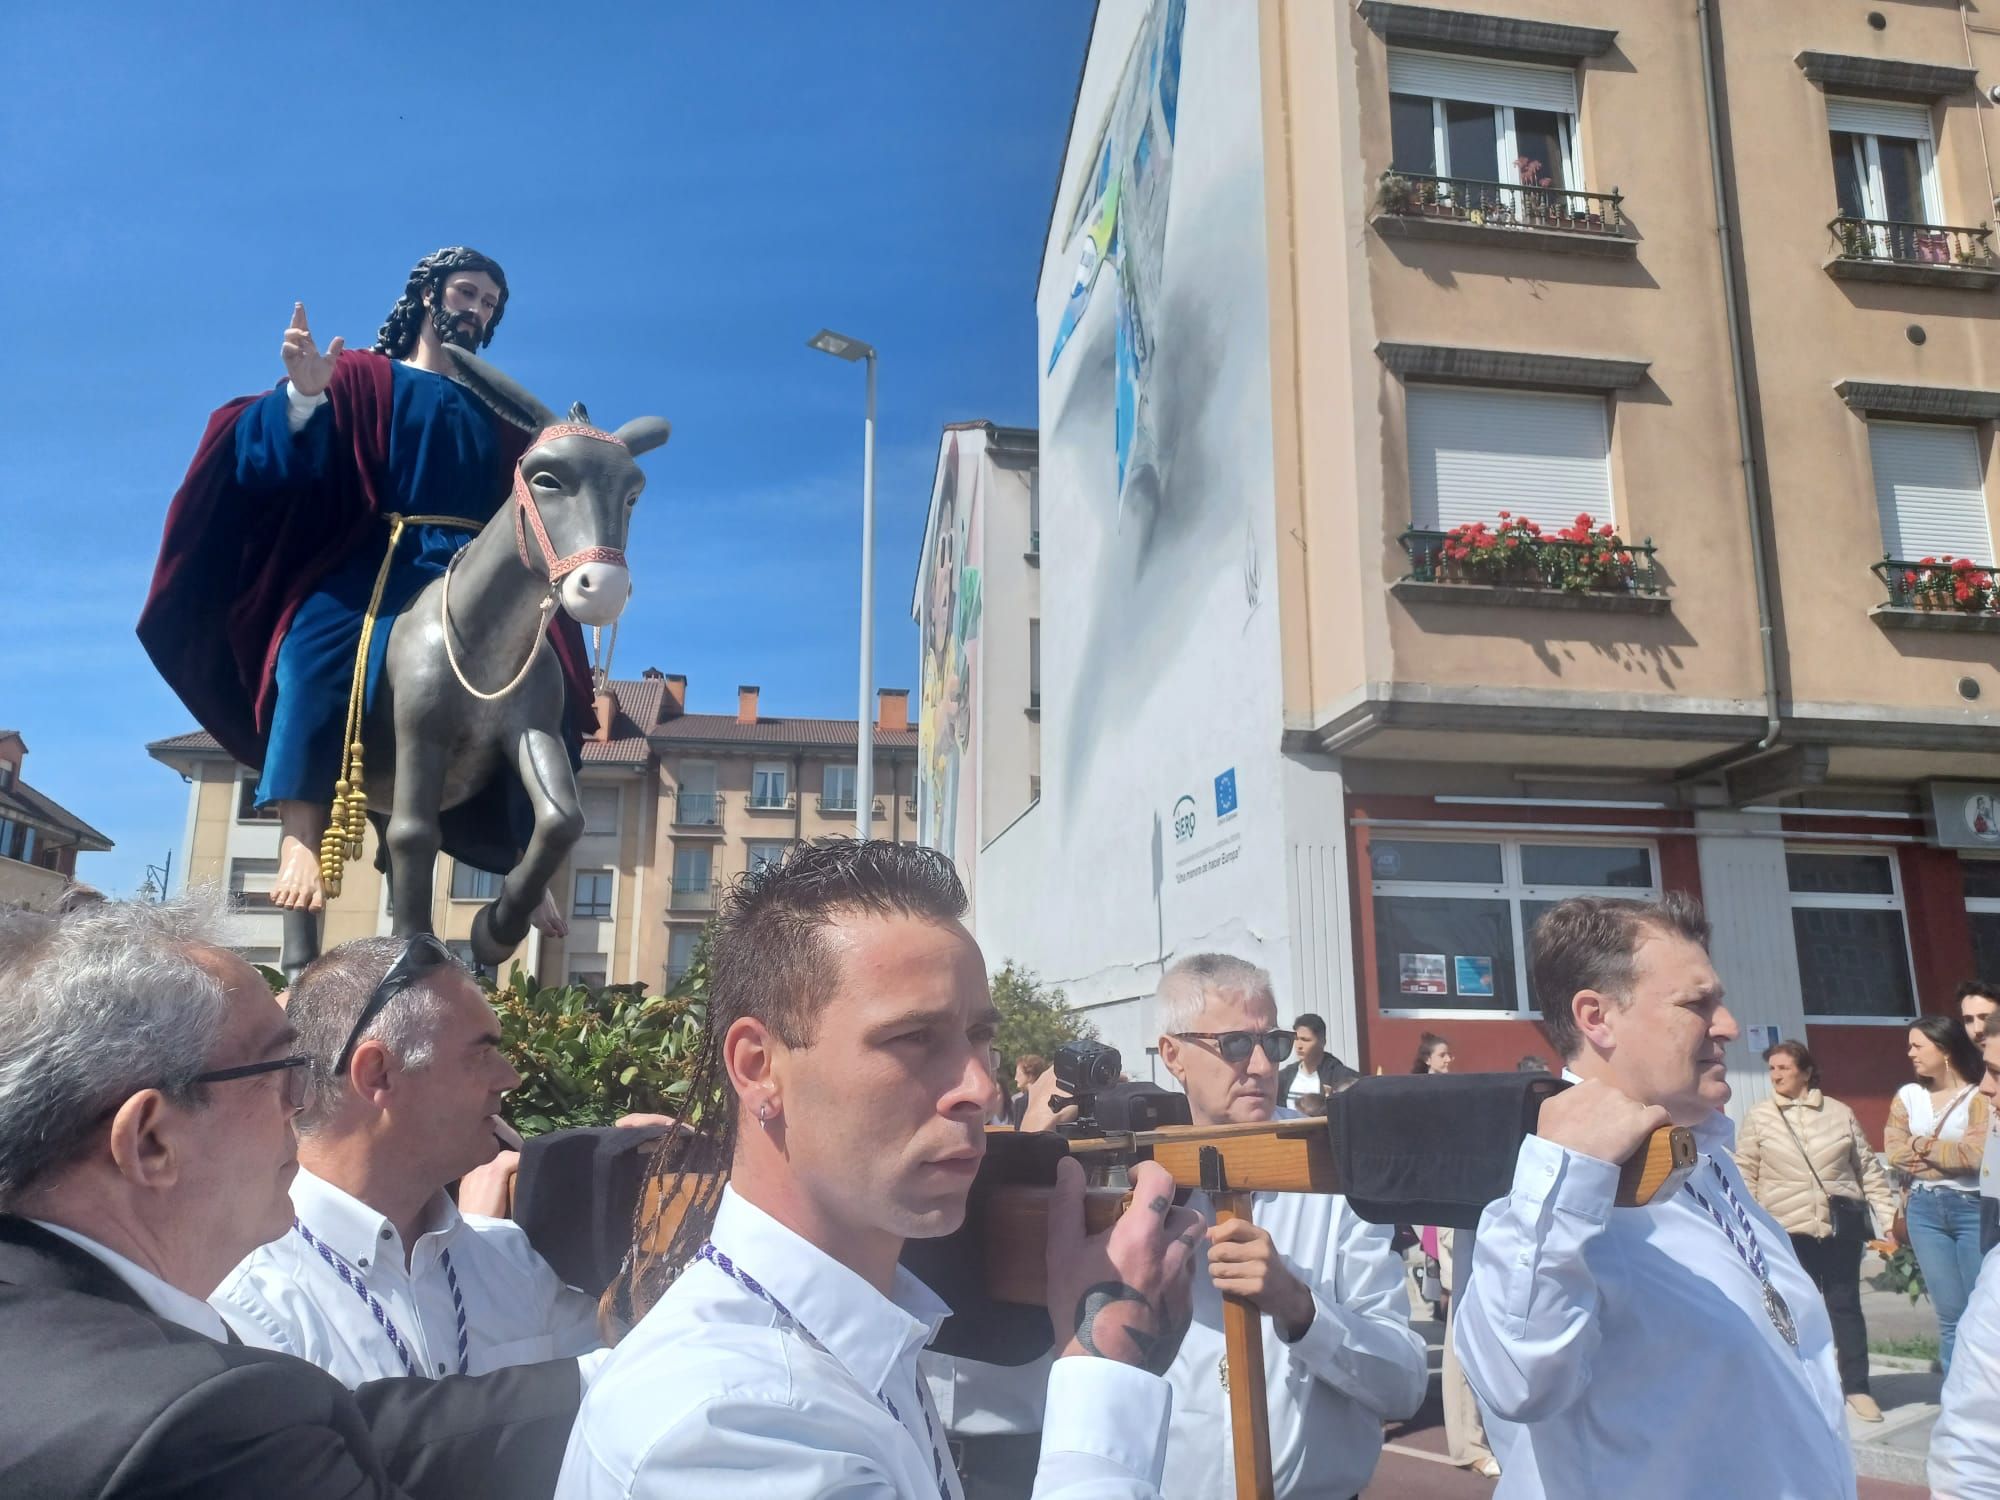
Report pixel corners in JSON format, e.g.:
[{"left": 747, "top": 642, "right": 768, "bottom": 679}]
[
  {"left": 1173, "top": 1029, "right": 1293, "bottom": 1065},
  {"left": 334, "top": 933, "right": 454, "bottom": 1075}
]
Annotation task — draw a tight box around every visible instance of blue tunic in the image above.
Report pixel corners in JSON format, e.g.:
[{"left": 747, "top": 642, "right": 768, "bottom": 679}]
[{"left": 238, "top": 364, "right": 503, "bottom": 805}]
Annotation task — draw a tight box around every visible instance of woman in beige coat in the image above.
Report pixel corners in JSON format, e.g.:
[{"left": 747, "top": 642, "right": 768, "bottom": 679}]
[{"left": 1736, "top": 1039, "right": 1899, "bottom": 1423}]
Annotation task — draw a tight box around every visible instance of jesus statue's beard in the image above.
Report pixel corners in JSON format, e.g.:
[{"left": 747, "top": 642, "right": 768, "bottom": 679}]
[{"left": 430, "top": 301, "right": 484, "bottom": 351}]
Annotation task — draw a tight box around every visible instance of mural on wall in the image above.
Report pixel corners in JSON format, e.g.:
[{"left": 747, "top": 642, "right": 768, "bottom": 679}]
[{"left": 919, "top": 434, "right": 983, "bottom": 877}]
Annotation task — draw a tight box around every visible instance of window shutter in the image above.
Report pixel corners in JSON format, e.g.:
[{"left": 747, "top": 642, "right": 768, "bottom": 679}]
[
  {"left": 1388, "top": 49, "right": 1578, "bottom": 115},
  {"left": 1869, "top": 421, "right": 1994, "bottom": 561},
  {"left": 1825, "top": 97, "right": 1932, "bottom": 141},
  {"left": 1406, "top": 386, "right": 1614, "bottom": 531}
]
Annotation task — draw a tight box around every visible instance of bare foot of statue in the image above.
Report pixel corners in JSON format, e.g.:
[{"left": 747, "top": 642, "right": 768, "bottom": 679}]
[
  {"left": 530, "top": 888, "right": 568, "bottom": 938},
  {"left": 272, "top": 801, "right": 328, "bottom": 911}
]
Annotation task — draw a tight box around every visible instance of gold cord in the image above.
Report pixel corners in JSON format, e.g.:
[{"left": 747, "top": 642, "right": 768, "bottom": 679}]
[{"left": 319, "top": 514, "right": 477, "bottom": 896}]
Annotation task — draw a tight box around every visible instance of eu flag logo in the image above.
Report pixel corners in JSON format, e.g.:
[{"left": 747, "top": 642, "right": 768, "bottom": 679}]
[{"left": 1214, "top": 768, "right": 1238, "bottom": 819}]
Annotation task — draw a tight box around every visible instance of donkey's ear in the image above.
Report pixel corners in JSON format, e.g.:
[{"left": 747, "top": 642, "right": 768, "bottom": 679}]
[
  {"left": 613, "top": 415, "right": 673, "bottom": 458},
  {"left": 444, "top": 345, "right": 559, "bottom": 434}
]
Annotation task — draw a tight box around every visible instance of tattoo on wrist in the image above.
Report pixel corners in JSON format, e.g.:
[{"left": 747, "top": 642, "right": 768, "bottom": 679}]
[{"left": 1071, "top": 1281, "right": 1185, "bottom": 1375}]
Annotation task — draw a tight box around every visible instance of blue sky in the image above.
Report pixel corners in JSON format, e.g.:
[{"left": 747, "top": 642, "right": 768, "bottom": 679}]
[{"left": 1, "top": 1, "right": 1092, "bottom": 897}]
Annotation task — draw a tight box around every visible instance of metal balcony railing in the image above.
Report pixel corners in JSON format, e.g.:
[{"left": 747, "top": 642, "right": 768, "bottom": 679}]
[
  {"left": 1376, "top": 171, "right": 1624, "bottom": 236},
  {"left": 747, "top": 790, "right": 796, "bottom": 812},
  {"left": 673, "top": 791, "right": 723, "bottom": 827},
  {"left": 1829, "top": 218, "right": 1996, "bottom": 269},
  {"left": 817, "top": 793, "right": 856, "bottom": 814},
  {"left": 669, "top": 878, "right": 720, "bottom": 912},
  {"left": 1400, "top": 529, "right": 1663, "bottom": 595},
  {"left": 1873, "top": 557, "right": 2000, "bottom": 614}
]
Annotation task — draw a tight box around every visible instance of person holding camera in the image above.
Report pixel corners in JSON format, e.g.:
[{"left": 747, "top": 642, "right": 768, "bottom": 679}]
[
  {"left": 1733, "top": 1039, "right": 1898, "bottom": 1423},
  {"left": 1150, "top": 954, "right": 1426, "bottom": 1500}
]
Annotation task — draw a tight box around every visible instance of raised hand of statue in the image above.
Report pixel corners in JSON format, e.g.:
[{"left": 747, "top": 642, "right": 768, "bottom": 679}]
[{"left": 281, "top": 301, "right": 345, "bottom": 396}]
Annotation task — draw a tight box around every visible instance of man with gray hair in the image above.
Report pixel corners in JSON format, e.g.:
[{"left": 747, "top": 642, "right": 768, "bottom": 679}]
[
  {"left": 1150, "top": 952, "right": 1426, "bottom": 1498},
  {"left": 215, "top": 934, "right": 604, "bottom": 1385},
  {"left": 0, "top": 899, "right": 581, "bottom": 1499}
]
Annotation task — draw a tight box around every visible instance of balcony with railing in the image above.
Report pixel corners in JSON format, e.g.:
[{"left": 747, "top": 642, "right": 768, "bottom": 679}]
[
  {"left": 1397, "top": 525, "right": 1668, "bottom": 614},
  {"left": 672, "top": 791, "right": 724, "bottom": 829},
  {"left": 669, "top": 877, "right": 720, "bottom": 912},
  {"left": 1871, "top": 557, "right": 2000, "bottom": 633},
  {"left": 1372, "top": 171, "right": 1631, "bottom": 257},
  {"left": 746, "top": 790, "right": 796, "bottom": 814},
  {"left": 816, "top": 794, "right": 887, "bottom": 819},
  {"left": 1826, "top": 219, "right": 1999, "bottom": 289}
]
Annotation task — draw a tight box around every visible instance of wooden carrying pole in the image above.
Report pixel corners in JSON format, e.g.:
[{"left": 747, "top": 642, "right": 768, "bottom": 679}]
[{"left": 1202, "top": 1147, "right": 1274, "bottom": 1500}]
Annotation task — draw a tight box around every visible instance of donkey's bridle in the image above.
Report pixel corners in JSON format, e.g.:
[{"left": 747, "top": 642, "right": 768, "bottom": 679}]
[{"left": 514, "top": 422, "right": 630, "bottom": 582}]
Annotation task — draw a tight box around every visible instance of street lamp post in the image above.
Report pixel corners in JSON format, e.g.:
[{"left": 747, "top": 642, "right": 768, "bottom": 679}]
[
  {"left": 807, "top": 328, "right": 879, "bottom": 841},
  {"left": 138, "top": 851, "right": 172, "bottom": 903}
]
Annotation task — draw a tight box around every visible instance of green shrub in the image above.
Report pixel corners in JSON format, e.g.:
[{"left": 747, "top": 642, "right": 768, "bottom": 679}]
[
  {"left": 992, "top": 961, "right": 1098, "bottom": 1078},
  {"left": 491, "top": 934, "right": 717, "bottom": 1135}
]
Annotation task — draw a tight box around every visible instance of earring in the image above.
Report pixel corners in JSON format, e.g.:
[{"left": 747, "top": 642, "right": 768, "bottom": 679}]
[{"left": 756, "top": 1102, "right": 774, "bottom": 1131}]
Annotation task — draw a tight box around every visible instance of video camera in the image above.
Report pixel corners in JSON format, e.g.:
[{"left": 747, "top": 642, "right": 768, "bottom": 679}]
[{"left": 1048, "top": 1039, "right": 1190, "bottom": 1136}]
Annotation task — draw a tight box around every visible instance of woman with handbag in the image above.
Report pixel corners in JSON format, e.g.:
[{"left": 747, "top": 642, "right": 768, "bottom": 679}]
[
  {"left": 1737, "top": 1040, "right": 1900, "bottom": 1421},
  {"left": 1887, "top": 1015, "right": 1990, "bottom": 1374}
]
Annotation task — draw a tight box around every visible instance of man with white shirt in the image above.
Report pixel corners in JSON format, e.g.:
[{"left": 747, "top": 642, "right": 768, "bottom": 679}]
[
  {"left": 557, "top": 838, "right": 1207, "bottom": 1499},
  {"left": 0, "top": 898, "right": 581, "bottom": 1500},
  {"left": 1454, "top": 894, "right": 1853, "bottom": 1498},
  {"left": 1931, "top": 1029, "right": 2000, "bottom": 1496},
  {"left": 215, "top": 934, "right": 603, "bottom": 1383},
  {"left": 1152, "top": 955, "right": 1427, "bottom": 1499}
]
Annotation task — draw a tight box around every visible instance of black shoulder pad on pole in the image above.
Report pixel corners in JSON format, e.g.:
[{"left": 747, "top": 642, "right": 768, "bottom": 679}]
[{"left": 1332, "top": 1073, "right": 1566, "bottom": 1230}]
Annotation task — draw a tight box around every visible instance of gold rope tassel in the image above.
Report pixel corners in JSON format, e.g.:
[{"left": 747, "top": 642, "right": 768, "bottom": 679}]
[{"left": 318, "top": 513, "right": 479, "bottom": 897}]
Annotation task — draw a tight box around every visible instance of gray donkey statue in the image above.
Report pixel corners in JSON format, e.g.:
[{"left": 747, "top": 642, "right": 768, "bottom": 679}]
[{"left": 281, "top": 346, "right": 671, "bottom": 978}]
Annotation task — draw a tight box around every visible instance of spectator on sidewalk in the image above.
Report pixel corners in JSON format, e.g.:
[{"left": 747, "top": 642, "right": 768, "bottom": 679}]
[
  {"left": 1962, "top": 980, "right": 1999, "bottom": 1044},
  {"left": 1410, "top": 1032, "right": 1453, "bottom": 1075},
  {"left": 1887, "top": 1016, "right": 1988, "bottom": 1375},
  {"left": 1007, "top": 1053, "right": 1047, "bottom": 1129},
  {"left": 1966, "top": 982, "right": 2000, "bottom": 1256},
  {"left": 1735, "top": 1039, "right": 1899, "bottom": 1423},
  {"left": 1927, "top": 1032, "right": 2000, "bottom": 1494},
  {"left": 1278, "top": 1013, "right": 1357, "bottom": 1108}
]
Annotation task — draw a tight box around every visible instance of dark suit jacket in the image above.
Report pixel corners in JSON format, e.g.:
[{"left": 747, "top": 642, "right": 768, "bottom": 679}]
[{"left": 0, "top": 1216, "right": 581, "bottom": 1500}]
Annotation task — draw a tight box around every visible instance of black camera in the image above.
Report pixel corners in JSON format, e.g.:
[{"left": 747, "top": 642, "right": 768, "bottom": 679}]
[{"left": 1049, "top": 1040, "right": 1190, "bottom": 1135}]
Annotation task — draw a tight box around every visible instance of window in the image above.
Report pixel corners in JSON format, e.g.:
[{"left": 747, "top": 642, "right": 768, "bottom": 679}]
[
  {"left": 1964, "top": 859, "right": 2000, "bottom": 980},
  {"left": 1868, "top": 422, "right": 1993, "bottom": 563},
  {"left": 450, "top": 863, "right": 503, "bottom": 901},
  {"left": 445, "top": 940, "right": 490, "bottom": 978},
  {"left": 667, "top": 927, "right": 702, "bottom": 984},
  {"left": 0, "top": 763, "right": 13, "bottom": 788},
  {"left": 1388, "top": 50, "right": 1580, "bottom": 188},
  {"left": 580, "top": 787, "right": 621, "bottom": 837},
  {"left": 1787, "top": 850, "right": 1916, "bottom": 1019},
  {"left": 236, "top": 776, "right": 279, "bottom": 822},
  {"left": 823, "top": 764, "right": 857, "bottom": 811},
  {"left": 1030, "top": 620, "right": 1042, "bottom": 711},
  {"left": 573, "top": 868, "right": 613, "bottom": 921},
  {"left": 228, "top": 857, "right": 278, "bottom": 910},
  {"left": 1406, "top": 385, "right": 1613, "bottom": 531},
  {"left": 567, "top": 953, "right": 608, "bottom": 989},
  {"left": 751, "top": 762, "right": 789, "bottom": 809},
  {"left": 748, "top": 841, "right": 790, "bottom": 875},
  {"left": 673, "top": 845, "right": 712, "bottom": 891},
  {"left": 1370, "top": 836, "right": 1657, "bottom": 1016},
  {"left": 1828, "top": 98, "right": 1941, "bottom": 229}
]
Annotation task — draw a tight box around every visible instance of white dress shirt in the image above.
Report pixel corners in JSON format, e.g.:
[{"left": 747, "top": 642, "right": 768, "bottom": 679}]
[
  {"left": 213, "top": 1166, "right": 603, "bottom": 1386},
  {"left": 555, "top": 1185, "right": 1176, "bottom": 1500},
  {"left": 30, "top": 1219, "right": 230, "bottom": 1341},
  {"left": 1932, "top": 1243, "right": 2000, "bottom": 1497},
  {"left": 1454, "top": 1113, "right": 1853, "bottom": 1498}
]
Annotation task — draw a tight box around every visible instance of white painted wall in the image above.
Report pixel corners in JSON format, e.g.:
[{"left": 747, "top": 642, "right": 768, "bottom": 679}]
[{"left": 1695, "top": 810, "right": 1810, "bottom": 1123}]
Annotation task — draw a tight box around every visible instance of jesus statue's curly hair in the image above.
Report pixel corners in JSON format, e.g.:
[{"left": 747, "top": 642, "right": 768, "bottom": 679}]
[{"left": 372, "top": 246, "right": 510, "bottom": 357}]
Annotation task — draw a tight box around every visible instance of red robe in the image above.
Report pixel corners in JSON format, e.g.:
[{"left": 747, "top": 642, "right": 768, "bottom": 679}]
[{"left": 138, "top": 349, "right": 593, "bottom": 874}]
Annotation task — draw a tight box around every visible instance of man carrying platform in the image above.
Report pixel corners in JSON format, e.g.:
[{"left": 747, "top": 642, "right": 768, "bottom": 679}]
[{"left": 1453, "top": 894, "right": 1853, "bottom": 1497}]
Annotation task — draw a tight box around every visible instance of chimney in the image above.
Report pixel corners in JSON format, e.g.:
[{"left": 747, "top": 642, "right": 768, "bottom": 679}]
[
  {"left": 877, "top": 688, "right": 910, "bottom": 734},
  {"left": 737, "top": 685, "right": 760, "bottom": 725},
  {"left": 591, "top": 687, "right": 617, "bottom": 744},
  {"left": 662, "top": 674, "right": 687, "bottom": 717}
]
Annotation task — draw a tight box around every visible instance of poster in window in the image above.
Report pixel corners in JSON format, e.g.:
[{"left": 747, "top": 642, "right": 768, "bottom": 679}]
[
  {"left": 1400, "top": 953, "right": 1449, "bottom": 995},
  {"left": 1453, "top": 956, "right": 1495, "bottom": 998}
]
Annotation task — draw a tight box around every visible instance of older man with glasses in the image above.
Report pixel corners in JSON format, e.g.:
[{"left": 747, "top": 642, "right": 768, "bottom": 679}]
[
  {"left": 215, "top": 935, "right": 605, "bottom": 1385},
  {"left": 0, "top": 899, "right": 580, "bottom": 1500}
]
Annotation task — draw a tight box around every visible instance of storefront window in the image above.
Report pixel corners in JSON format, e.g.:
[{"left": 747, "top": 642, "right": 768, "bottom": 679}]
[
  {"left": 1371, "top": 837, "right": 1659, "bottom": 1018},
  {"left": 1787, "top": 850, "right": 1914, "bottom": 1019},
  {"left": 1962, "top": 857, "right": 2000, "bottom": 980}
]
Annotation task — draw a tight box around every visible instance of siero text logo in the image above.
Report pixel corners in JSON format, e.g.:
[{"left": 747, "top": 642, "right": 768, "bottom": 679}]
[
  {"left": 1214, "top": 768, "right": 1239, "bottom": 823},
  {"left": 1173, "top": 795, "right": 1197, "bottom": 844}
]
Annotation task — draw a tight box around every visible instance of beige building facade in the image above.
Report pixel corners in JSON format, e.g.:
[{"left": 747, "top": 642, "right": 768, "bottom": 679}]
[
  {"left": 968, "top": 0, "right": 2000, "bottom": 1138},
  {"left": 0, "top": 731, "right": 112, "bottom": 911},
  {"left": 149, "top": 675, "right": 917, "bottom": 989}
]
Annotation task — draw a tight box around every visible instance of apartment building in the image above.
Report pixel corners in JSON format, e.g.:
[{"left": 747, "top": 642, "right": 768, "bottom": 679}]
[
  {"left": 0, "top": 731, "right": 112, "bottom": 910},
  {"left": 962, "top": 0, "right": 2000, "bottom": 1133},
  {"left": 149, "top": 675, "right": 917, "bottom": 990}
]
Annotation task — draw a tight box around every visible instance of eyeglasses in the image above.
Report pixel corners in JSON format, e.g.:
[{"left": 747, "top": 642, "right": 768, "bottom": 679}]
[
  {"left": 1173, "top": 1030, "right": 1293, "bottom": 1065},
  {"left": 193, "top": 1054, "right": 314, "bottom": 1112},
  {"left": 334, "top": 933, "right": 454, "bottom": 1076}
]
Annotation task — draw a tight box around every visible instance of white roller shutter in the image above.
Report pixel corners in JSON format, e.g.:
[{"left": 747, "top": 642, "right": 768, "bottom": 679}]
[
  {"left": 1388, "top": 49, "right": 1578, "bottom": 115},
  {"left": 1407, "top": 386, "right": 1613, "bottom": 531},
  {"left": 1826, "top": 97, "right": 1933, "bottom": 141},
  {"left": 1869, "top": 421, "right": 1994, "bottom": 561}
]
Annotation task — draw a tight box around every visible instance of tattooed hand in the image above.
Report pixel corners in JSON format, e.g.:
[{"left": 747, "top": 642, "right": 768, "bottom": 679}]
[{"left": 1046, "top": 1158, "right": 1202, "bottom": 1375}]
